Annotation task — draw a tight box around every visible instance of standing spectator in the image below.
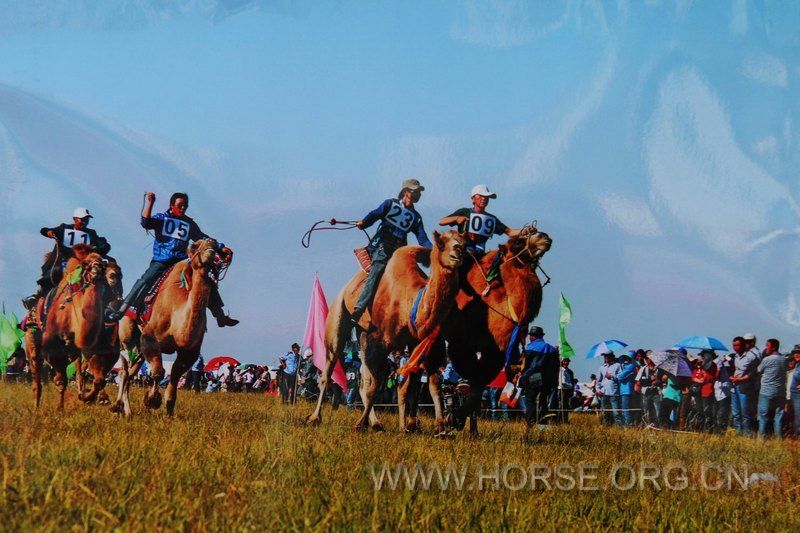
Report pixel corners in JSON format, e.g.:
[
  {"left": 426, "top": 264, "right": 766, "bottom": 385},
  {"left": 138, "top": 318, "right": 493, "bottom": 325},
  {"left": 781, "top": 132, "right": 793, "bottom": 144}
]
[
  {"left": 789, "top": 348, "right": 800, "bottom": 439},
  {"left": 550, "top": 357, "right": 575, "bottom": 423},
  {"left": 729, "top": 336, "right": 759, "bottom": 435},
  {"left": 519, "top": 326, "right": 559, "bottom": 426},
  {"left": 344, "top": 354, "right": 361, "bottom": 409},
  {"left": 299, "top": 349, "right": 319, "bottom": 401},
  {"left": 756, "top": 338, "right": 787, "bottom": 439},
  {"left": 616, "top": 352, "right": 638, "bottom": 427},
  {"left": 597, "top": 352, "right": 622, "bottom": 426},
  {"left": 659, "top": 372, "right": 682, "bottom": 429},
  {"left": 637, "top": 355, "right": 661, "bottom": 427},
  {"left": 188, "top": 355, "right": 204, "bottom": 393},
  {"left": 691, "top": 350, "right": 717, "bottom": 431},
  {"left": 279, "top": 343, "right": 300, "bottom": 404},
  {"left": 714, "top": 351, "right": 734, "bottom": 433}
]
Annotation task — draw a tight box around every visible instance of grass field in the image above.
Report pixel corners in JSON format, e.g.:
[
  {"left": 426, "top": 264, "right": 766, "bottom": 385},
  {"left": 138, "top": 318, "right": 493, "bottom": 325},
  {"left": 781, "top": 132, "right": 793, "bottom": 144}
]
[{"left": 1, "top": 382, "right": 798, "bottom": 531}]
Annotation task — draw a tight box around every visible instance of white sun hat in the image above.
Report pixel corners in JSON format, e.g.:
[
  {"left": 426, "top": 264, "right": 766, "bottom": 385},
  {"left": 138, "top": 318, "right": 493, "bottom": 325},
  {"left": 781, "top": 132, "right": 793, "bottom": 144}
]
[{"left": 470, "top": 184, "right": 497, "bottom": 199}]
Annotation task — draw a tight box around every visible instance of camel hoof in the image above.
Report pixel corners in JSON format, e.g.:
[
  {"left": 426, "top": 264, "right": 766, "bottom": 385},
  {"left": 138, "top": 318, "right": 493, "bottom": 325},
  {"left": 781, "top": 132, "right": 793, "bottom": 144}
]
[
  {"left": 143, "top": 391, "right": 162, "bottom": 410},
  {"left": 434, "top": 430, "right": 454, "bottom": 439},
  {"left": 110, "top": 401, "right": 124, "bottom": 414},
  {"left": 306, "top": 415, "right": 322, "bottom": 427},
  {"left": 404, "top": 420, "right": 421, "bottom": 434},
  {"left": 353, "top": 423, "right": 368, "bottom": 432},
  {"left": 370, "top": 423, "right": 384, "bottom": 433},
  {"left": 97, "top": 392, "right": 110, "bottom": 405}
]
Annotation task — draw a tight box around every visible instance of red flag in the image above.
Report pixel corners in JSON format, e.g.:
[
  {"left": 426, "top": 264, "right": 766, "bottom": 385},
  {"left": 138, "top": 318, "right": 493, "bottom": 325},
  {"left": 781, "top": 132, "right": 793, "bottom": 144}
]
[
  {"left": 488, "top": 368, "right": 507, "bottom": 388},
  {"left": 302, "top": 274, "right": 347, "bottom": 389}
]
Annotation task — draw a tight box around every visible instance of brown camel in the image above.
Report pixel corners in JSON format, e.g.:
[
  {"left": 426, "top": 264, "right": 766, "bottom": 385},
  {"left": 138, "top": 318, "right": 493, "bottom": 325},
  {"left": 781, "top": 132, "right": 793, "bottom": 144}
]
[
  {"left": 113, "top": 238, "right": 223, "bottom": 418},
  {"left": 401, "top": 229, "right": 552, "bottom": 436},
  {"left": 75, "top": 261, "right": 124, "bottom": 405},
  {"left": 25, "top": 244, "right": 108, "bottom": 410},
  {"left": 306, "top": 230, "right": 465, "bottom": 435}
]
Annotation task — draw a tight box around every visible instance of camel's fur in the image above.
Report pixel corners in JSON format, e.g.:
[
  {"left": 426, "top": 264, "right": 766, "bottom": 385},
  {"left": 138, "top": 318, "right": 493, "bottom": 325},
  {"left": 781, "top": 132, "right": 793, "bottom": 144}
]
[
  {"left": 307, "top": 230, "right": 465, "bottom": 435},
  {"left": 113, "top": 238, "right": 218, "bottom": 418}
]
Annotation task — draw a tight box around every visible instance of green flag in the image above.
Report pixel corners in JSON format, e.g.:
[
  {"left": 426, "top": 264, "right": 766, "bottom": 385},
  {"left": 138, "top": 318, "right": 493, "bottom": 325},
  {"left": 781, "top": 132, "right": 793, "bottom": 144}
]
[
  {"left": 9, "top": 312, "right": 24, "bottom": 341},
  {"left": 0, "top": 314, "right": 22, "bottom": 371},
  {"left": 67, "top": 361, "right": 77, "bottom": 380},
  {"left": 558, "top": 293, "right": 575, "bottom": 359}
]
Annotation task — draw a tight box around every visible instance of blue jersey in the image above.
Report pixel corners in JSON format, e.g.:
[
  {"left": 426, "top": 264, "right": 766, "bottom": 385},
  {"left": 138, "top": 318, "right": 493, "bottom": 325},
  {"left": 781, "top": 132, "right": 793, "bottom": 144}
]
[
  {"left": 362, "top": 199, "right": 432, "bottom": 248},
  {"left": 141, "top": 211, "right": 225, "bottom": 263}
]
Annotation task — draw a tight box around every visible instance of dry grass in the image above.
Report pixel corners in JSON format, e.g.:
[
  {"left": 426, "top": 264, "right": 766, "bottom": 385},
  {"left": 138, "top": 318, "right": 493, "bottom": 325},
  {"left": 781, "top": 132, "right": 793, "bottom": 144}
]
[{"left": 0, "top": 382, "right": 798, "bottom": 531}]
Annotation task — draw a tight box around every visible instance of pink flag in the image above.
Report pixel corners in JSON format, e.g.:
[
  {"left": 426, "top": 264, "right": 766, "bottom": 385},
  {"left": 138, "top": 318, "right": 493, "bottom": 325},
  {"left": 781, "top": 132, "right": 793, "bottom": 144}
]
[{"left": 302, "top": 274, "right": 347, "bottom": 390}]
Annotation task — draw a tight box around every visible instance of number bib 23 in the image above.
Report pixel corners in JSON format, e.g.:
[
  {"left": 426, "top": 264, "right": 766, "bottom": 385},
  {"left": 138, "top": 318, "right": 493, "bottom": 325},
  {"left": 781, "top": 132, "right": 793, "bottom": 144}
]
[
  {"left": 384, "top": 201, "right": 415, "bottom": 233},
  {"left": 468, "top": 212, "right": 496, "bottom": 238},
  {"left": 161, "top": 217, "right": 191, "bottom": 241},
  {"left": 63, "top": 229, "right": 89, "bottom": 247}
]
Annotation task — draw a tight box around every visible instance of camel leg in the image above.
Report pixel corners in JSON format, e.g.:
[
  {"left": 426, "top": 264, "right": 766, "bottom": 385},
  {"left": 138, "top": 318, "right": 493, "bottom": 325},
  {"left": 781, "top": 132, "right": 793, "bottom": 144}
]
[
  {"left": 74, "top": 356, "right": 85, "bottom": 397},
  {"left": 141, "top": 335, "right": 163, "bottom": 410},
  {"left": 397, "top": 373, "right": 421, "bottom": 432},
  {"left": 165, "top": 352, "right": 192, "bottom": 416},
  {"left": 113, "top": 353, "right": 144, "bottom": 418},
  {"left": 80, "top": 353, "right": 114, "bottom": 404},
  {"left": 426, "top": 371, "right": 448, "bottom": 437},
  {"left": 463, "top": 383, "right": 485, "bottom": 437},
  {"left": 355, "top": 340, "right": 387, "bottom": 431},
  {"left": 52, "top": 361, "right": 68, "bottom": 411},
  {"left": 306, "top": 350, "right": 340, "bottom": 426},
  {"left": 25, "top": 329, "right": 43, "bottom": 409}
]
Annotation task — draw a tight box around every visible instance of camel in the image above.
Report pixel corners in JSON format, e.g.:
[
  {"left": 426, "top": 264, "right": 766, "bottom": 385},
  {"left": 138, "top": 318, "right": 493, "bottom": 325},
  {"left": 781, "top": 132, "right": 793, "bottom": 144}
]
[
  {"left": 113, "top": 238, "right": 222, "bottom": 418},
  {"left": 25, "top": 244, "right": 109, "bottom": 410},
  {"left": 306, "top": 230, "right": 465, "bottom": 435},
  {"left": 402, "top": 229, "right": 553, "bottom": 436},
  {"left": 75, "top": 261, "right": 123, "bottom": 405}
]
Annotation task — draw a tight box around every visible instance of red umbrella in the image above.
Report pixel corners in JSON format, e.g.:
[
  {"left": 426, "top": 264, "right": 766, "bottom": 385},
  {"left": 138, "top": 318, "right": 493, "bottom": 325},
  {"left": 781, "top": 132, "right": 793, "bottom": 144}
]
[{"left": 205, "top": 356, "right": 240, "bottom": 372}]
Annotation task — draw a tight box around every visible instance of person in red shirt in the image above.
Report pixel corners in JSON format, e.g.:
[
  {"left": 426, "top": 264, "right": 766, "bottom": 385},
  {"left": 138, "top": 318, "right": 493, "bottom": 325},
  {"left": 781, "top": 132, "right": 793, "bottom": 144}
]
[{"left": 691, "top": 350, "right": 718, "bottom": 431}]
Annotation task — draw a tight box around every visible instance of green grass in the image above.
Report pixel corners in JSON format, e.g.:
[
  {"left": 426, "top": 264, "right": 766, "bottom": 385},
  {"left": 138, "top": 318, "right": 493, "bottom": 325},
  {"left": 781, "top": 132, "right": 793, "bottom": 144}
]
[{"left": 0, "top": 382, "right": 798, "bottom": 531}]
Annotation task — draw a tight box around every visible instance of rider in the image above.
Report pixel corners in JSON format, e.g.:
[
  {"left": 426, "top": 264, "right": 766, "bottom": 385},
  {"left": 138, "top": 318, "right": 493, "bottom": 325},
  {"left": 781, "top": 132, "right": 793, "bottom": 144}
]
[
  {"left": 23, "top": 207, "right": 111, "bottom": 309},
  {"left": 105, "top": 192, "right": 238, "bottom": 327},
  {"left": 350, "top": 178, "right": 432, "bottom": 323},
  {"left": 438, "top": 184, "right": 522, "bottom": 258}
]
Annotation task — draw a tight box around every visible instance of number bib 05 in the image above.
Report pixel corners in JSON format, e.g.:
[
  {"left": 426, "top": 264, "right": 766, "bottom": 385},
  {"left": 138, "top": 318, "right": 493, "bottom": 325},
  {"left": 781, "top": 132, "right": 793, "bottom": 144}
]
[
  {"left": 384, "top": 201, "right": 415, "bottom": 233},
  {"left": 161, "top": 217, "right": 191, "bottom": 241},
  {"left": 468, "top": 212, "right": 496, "bottom": 238},
  {"left": 63, "top": 229, "right": 89, "bottom": 247}
]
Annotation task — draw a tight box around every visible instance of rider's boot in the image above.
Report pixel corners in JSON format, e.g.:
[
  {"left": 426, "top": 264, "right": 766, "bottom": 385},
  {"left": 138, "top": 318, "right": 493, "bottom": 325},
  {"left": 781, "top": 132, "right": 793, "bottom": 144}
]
[{"left": 211, "top": 306, "right": 239, "bottom": 327}]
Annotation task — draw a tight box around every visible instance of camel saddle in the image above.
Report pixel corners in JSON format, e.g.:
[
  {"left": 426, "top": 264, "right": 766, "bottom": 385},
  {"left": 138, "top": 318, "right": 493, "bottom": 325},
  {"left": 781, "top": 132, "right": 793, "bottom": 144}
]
[
  {"left": 354, "top": 246, "right": 372, "bottom": 273},
  {"left": 124, "top": 264, "right": 181, "bottom": 326}
]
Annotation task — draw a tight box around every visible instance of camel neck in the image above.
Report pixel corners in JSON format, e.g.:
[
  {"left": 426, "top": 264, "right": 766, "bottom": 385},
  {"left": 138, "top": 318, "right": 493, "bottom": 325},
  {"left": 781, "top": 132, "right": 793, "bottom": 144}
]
[
  {"left": 180, "top": 264, "right": 212, "bottom": 337},
  {"left": 73, "top": 282, "right": 103, "bottom": 348},
  {"left": 415, "top": 255, "right": 459, "bottom": 338}
]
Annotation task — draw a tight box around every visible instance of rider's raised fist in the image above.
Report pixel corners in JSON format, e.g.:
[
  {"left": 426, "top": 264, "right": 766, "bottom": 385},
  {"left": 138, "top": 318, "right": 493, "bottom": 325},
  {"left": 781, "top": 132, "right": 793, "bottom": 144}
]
[{"left": 145, "top": 192, "right": 156, "bottom": 203}]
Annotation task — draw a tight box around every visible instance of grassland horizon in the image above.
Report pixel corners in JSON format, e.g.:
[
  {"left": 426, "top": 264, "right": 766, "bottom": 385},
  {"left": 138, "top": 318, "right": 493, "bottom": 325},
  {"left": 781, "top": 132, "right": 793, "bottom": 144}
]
[{"left": 1, "top": 383, "right": 798, "bottom": 531}]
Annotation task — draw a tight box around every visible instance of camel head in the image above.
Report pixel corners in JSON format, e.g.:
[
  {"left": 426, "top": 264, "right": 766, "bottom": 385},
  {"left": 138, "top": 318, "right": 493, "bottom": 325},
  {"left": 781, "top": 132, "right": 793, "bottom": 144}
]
[
  {"left": 188, "top": 238, "right": 219, "bottom": 274},
  {"left": 432, "top": 230, "right": 465, "bottom": 270},
  {"left": 502, "top": 227, "right": 552, "bottom": 265},
  {"left": 81, "top": 251, "right": 106, "bottom": 285},
  {"left": 104, "top": 261, "right": 122, "bottom": 289}
]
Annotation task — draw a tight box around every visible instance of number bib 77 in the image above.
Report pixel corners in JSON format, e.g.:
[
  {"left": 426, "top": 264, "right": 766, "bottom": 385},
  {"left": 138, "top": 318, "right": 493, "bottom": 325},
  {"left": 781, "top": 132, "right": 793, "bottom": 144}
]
[
  {"left": 384, "top": 201, "right": 415, "bottom": 233},
  {"left": 468, "top": 212, "right": 496, "bottom": 238},
  {"left": 63, "top": 229, "right": 89, "bottom": 247},
  {"left": 161, "top": 217, "right": 191, "bottom": 241}
]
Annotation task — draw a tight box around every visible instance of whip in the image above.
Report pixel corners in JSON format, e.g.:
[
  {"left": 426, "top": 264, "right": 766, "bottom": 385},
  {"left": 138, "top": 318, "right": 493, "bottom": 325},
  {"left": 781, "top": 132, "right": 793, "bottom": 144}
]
[{"left": 301, "top": 219, "right": 371, "bottom": 249}]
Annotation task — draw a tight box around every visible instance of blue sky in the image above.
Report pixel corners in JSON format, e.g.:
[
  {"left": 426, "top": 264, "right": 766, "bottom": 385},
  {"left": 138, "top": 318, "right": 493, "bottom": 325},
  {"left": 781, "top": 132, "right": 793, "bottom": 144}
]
[{"left": 0, "top": 1, "right": 798, "bottom": 379}]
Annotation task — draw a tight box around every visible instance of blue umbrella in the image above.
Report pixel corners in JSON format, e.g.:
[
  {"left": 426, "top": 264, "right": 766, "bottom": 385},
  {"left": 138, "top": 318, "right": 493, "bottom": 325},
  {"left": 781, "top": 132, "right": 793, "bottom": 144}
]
[
  {"left": 674, "top": 336, "right": 727, "bottom": 351},
  {"left": 585, "top": 340, "right": 628, "bottom": 359}
]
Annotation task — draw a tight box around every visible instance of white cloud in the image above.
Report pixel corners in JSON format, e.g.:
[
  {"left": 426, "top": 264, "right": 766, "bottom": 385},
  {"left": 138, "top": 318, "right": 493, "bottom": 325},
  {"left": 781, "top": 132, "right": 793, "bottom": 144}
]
[
  {"left": 450, "top": 0, "right": 572, "bottom": 48},
  {"left": 730, "top": 0, "right": 748, "bottom": 35},
  {"left": 751, "top": 135, "right": 777, "bottom": 158},
  {"left": 644, "top": 67, "right": 799, "bottom": 258},
  {"left": 509, "top": 44, "right": 617, "bottom": 186},
  {"left": 598, "top": 193, "right": 662, "bottom": 237},
  {"left": 741, "top": 52, "right": 788, "bottom": 87}
]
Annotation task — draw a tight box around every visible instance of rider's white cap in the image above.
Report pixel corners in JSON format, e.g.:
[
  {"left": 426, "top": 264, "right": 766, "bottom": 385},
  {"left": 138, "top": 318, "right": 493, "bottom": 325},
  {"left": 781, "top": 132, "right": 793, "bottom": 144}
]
[
  {"left": 471, "top": 184, "right": 497, "bottom": 199},
  {"left": 73, "top": 207, "right": 93, "bottom": 219}
]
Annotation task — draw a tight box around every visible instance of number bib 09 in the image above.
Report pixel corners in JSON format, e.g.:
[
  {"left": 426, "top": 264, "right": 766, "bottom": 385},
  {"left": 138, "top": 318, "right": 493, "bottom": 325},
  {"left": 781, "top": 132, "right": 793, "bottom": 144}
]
[
  {"left": 63, "top": 229, "right": 90, "bottom": 247},
  {"left": 384, "top": 201, "right": 415, "bottom": 233},
  {"left": 161, "top": 217, "right": 191, "bottom": 241},
  {"left": 468, "top": 212, "right": 496, "bottom": 238}
]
